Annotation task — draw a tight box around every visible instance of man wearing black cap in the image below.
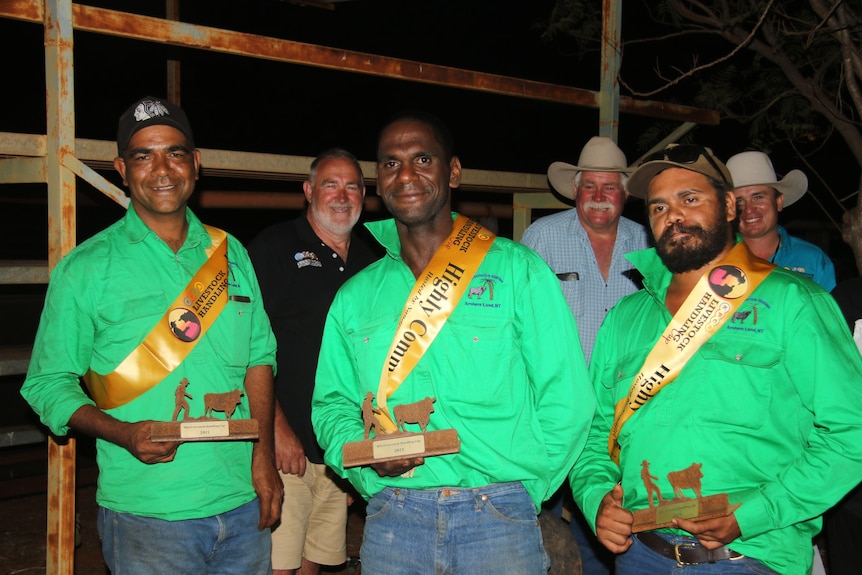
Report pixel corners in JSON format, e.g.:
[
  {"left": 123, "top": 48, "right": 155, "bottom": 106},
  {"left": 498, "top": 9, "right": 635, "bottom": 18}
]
[
  {"left": 21, "top": 97, "right": 282, "bottom": 574},
  {"left": 568, "top": 144, "right": 862, "bottom": 574}
]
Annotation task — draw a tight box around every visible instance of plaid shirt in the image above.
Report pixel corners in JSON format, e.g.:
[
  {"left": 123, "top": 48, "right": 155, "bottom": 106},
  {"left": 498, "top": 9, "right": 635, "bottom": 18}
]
[{"left": 521, "top": 209, "right": 649, "bottom": 364}]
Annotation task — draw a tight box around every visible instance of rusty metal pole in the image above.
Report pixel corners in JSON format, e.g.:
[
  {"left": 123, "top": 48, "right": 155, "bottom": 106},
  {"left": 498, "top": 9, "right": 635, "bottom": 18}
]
[
  {"left": 44, "top": 0, "right": 78, "bottom": 572},
  {"left": 166, "top": 0, "right": 181, "bottom": 105},
  {"left": 599, "top": 0, "right": 622, "bottom": 141}
]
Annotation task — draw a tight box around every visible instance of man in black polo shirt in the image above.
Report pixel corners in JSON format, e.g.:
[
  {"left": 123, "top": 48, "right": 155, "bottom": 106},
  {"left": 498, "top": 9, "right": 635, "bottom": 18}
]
[{"left": 248, "top": 148, "right": 381, "bottom": 575}]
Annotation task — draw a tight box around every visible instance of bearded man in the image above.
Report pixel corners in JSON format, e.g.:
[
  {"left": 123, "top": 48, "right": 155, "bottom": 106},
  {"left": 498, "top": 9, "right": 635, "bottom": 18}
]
[{"left": 569, "top": 144, "right": 862, "bottom": 575}]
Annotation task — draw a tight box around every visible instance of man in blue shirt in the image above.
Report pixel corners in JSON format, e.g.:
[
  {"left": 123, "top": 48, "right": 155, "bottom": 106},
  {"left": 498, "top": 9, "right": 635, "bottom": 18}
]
[
  {"left": 522, "top": 137, "right": 649, "bottom": 574},
  {"left": 727, "top": 151, "right": 836, "bottom": 290},
  {"left": 522, "top": 137, "right": 649, "bottom": 365}
]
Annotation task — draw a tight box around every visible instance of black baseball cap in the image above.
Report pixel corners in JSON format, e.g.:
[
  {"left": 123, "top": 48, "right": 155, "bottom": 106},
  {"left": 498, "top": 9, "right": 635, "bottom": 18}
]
[{"left": 116, "top": 96, "right": 195, "bottom": 156}]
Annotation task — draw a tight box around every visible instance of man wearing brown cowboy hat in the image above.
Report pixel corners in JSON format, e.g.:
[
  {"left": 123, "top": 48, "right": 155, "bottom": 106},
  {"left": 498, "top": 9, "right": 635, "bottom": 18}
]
[
  {"left": 522, "top": 136, "right": 649, "bottom": 574},
  {"left": 727, "top": 151, "right": 836, "bottom": 290}
]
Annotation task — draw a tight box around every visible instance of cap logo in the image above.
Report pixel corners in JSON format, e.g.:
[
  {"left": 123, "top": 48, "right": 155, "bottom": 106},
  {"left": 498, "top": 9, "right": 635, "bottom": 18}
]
[{"left": 134, "top": 100, "right": 171, "bottom": 123}]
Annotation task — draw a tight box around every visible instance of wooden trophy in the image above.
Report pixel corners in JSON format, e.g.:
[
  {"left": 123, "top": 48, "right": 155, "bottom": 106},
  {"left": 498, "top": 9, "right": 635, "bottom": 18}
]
[
  {"left": 631, "top": 460, "right": 741, "bottom": 533},
  {"left": 342, "top": 392, "right": 460, "bottom": 468},
  {"left": 150, "top": 378, "right": 259, "bottom": 442}
]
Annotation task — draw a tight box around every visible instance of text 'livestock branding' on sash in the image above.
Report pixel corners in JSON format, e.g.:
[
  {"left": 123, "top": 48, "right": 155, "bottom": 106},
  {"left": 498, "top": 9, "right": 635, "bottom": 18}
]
[
  {"left": 452, "top": 216, "right": 483, "bottom": 252},
  {"left": 187, "top": 270, "right": 228, "bottom": 317},
  {"left": 663, "top": 292, "right": 731, "bottom": 352}
]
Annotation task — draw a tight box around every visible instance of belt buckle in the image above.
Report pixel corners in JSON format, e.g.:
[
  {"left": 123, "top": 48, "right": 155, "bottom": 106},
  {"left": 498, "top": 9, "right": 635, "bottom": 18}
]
[{"left": 674, "top": 542, "right": 699, "bottom": 566}]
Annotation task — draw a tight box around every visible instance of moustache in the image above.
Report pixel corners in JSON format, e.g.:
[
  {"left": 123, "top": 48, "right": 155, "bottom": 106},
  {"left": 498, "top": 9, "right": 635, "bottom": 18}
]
[
  {"left": 582, "top": 201, "right": 616, "bottom": 211},
  {"left": 659, "top": 223, "right": 705, "bottom": 243}
]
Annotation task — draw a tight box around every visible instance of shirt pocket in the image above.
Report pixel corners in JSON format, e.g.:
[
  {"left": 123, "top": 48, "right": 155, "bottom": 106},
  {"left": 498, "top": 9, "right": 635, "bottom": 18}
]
[
  {"left": 558, "top": 276, "right": 583, "bottom": 320},
  {"left": 441, "top": 317, "right": 515, "bottom": 409},
  {"left": 97, "top": 289, "right": 167, "bottom": 351},
  {"left": 605, "top": 347, "right": 650, "bottom": 393},
  {"left": 604, "top": 336, "right": 779, "bottom": 437},
  {"left": 689, "top": 336, "right": 779, "bottom": 430},
  {"left": 206, "top": 299, "right": 253, "bottom": 367},
  {"left": 348, "top": 312, "right": 400, "bottom": 394}
]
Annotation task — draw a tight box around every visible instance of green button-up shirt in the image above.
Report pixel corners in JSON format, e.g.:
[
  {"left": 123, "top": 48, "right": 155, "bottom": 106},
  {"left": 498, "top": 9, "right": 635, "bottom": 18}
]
[
  {"left": 22, "top": 205, "right": 276, "bottom": 520},
  {"left": 312, "top": 215, "right": 595, "bottom": 509},
  {"left": 571, "top": 243, "right": 862, "bottom": 575}
]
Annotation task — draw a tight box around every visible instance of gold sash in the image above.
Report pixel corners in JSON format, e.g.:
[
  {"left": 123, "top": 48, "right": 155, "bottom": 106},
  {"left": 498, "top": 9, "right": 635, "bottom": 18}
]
[
  {"left": 608, "top": 242, "right": 774, "bottom": 464},
  {"left": 84, "top": 225, "right": 229, "bottom": 409},
  {"left": 374, "top": 215, "right": 496, "bottom": 431}
]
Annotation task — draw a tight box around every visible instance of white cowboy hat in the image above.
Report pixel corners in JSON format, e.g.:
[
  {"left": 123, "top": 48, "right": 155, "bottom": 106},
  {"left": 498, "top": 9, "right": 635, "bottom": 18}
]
[
  {"left": 547, "top": 136, "right": 630, "bottom": 199},
  {"left": 726, "top": 151, "right": 808, "bottom": 207}
]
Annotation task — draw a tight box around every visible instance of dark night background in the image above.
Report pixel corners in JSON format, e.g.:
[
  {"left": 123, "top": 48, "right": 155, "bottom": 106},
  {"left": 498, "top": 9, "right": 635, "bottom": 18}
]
[
  {"left": 0, "top": 0, "right": 858, "bottom": 529},
  {"left": 1, "top": 6, "right": 857, "bottom": 563},
  {"left": 0, "top": 0, "right": 856, "bottom": 272}
]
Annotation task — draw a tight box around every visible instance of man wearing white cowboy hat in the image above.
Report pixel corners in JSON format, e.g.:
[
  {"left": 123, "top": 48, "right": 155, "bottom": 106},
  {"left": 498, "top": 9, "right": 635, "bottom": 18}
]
[
  {"left": 727, "top": 151, "right": 836, "bottom": 290},
  {"left": 522, "top": 136, "right": 649, "bottom": 575},
  {"left": 522, "top": 136, "right": 649, "bottom": 365}
]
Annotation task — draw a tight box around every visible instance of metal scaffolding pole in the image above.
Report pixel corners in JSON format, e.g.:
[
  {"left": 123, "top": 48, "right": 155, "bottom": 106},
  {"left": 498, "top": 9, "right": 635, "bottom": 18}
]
[{"left": 44, "top": 0, "right": 78, "bottom": 572}]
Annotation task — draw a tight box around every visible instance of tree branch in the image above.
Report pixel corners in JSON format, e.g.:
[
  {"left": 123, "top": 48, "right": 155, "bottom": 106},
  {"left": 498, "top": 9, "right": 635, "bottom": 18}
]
[{"left": 621, "top": 0, "right": 775, "bottom": 97}]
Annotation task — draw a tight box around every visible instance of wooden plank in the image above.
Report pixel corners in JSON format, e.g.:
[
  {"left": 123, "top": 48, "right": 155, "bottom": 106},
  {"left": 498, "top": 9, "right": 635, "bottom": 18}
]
[
  {"left": 151, "top": 419, "right": 259, "bottom": 442},
  {"left": 0, "top": 261, "right": 49, "bottom": 285},
  {"left": 632, "top": 493, "right": 740, "bottom": 533},
  {"left": 0, "top": 345, "right": 32, "bottom": 376},
  {"left": 0, "top": 1, "right": 720, "bottom": 124},
  {"left": 343, "top": 429, "right": 460, "bottom": 468}
]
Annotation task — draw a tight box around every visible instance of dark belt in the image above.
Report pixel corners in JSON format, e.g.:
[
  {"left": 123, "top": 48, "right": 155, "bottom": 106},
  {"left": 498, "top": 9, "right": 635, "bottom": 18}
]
[{"left": 636, "top": 532, "right": 745, "bottom": 566}]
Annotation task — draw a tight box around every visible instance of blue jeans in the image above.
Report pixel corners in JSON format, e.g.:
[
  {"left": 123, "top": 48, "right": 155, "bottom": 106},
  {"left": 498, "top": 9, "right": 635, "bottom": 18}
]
[
  {"left": 548, "top": 488, "right": 614, "bottom": 574},
  {"left": 97, "top": 498, "right": 271, "bottom": 575},
  {"left": 360, "top": 482, "right": 549, "bottom": 575},
  {"left": 617, "top": 532, "right": 778, "bottom": 575}
]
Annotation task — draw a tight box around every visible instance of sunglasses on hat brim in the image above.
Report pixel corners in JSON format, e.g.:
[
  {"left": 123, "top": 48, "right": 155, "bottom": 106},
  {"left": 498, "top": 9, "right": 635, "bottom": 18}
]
[{"left": 640, "top": 144, "right": 729, "bottom": 186}]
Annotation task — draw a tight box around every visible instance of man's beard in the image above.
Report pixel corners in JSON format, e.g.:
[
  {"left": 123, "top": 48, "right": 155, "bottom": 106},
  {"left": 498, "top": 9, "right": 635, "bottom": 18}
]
[{"left": 655, "top": 215, "right": 730, "bottom": 274}]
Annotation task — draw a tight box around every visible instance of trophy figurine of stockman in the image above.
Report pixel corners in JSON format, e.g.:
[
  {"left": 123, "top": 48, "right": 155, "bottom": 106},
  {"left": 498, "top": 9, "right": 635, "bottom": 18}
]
[
  {"left": 150, "top": 378, "right": 259, "bottom": 442},
  {"left": 631, "top": 460, "right": 741, "bottom": 532},
  {"left": 342, "top": 392, "right": 460, "bottom": 468}
]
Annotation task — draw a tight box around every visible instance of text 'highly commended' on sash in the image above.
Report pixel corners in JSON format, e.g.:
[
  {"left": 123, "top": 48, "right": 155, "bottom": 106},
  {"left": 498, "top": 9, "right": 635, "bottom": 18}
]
[{"left": 375, "top": 214, "right": 496, "bottom": 432}]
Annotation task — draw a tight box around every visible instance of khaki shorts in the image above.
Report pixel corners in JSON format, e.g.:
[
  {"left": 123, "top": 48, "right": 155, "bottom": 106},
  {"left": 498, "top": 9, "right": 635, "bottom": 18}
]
[{"left": 271, "top": 461, "right": 348, "bottom": 570}]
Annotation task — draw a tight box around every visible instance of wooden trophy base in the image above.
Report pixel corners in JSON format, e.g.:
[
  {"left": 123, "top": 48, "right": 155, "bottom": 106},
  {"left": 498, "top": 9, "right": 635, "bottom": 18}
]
[
  {"left": 632, "top": 493, "right": 741, "bottom": 533},
  {"left": 151, "top": 419, "right": 259, "bottom": 442},
  {"left": 343, "top": 429, "right": 460, "bottom": 468}
]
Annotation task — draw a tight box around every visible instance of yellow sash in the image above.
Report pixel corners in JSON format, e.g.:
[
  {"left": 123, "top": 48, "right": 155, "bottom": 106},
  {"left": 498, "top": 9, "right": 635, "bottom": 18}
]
[
  {"left": 84, "top": 225, "right": 229, "bottom": 409},
  {"left": 374, "top": 215, "right": 496, "bottom": 432},
  {"left": 608, "top": 242, "right": 774, "bottom": 464}
]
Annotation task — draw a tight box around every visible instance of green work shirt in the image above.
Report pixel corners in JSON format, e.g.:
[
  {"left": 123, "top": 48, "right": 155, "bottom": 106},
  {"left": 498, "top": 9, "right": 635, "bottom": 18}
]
[
  {"left": 312, "top": 215, "right": 595, "bottom": 510},
  {"left": 570, "top": 243, "right": 862, "bottom": 575},
  {"left": 21, "top": 205, "right": 277, "bottom": 520}
]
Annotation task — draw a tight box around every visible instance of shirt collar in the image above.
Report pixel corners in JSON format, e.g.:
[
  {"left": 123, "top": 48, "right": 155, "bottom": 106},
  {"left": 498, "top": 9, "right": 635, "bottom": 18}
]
[
  {"left": 123, "top": 204, "right": 208, "bottom": 250},
  {"left": 365, "top": 212, "right": 460, "bottom": 261},
  {"left": 625, "top": 236, "right": 747, "bottom": 298}
]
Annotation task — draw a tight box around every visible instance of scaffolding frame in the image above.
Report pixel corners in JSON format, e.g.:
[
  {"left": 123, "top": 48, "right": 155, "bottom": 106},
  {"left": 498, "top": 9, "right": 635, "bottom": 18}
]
[{"left": 0, "top": 1, "right": 716, "bottom": 571}]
